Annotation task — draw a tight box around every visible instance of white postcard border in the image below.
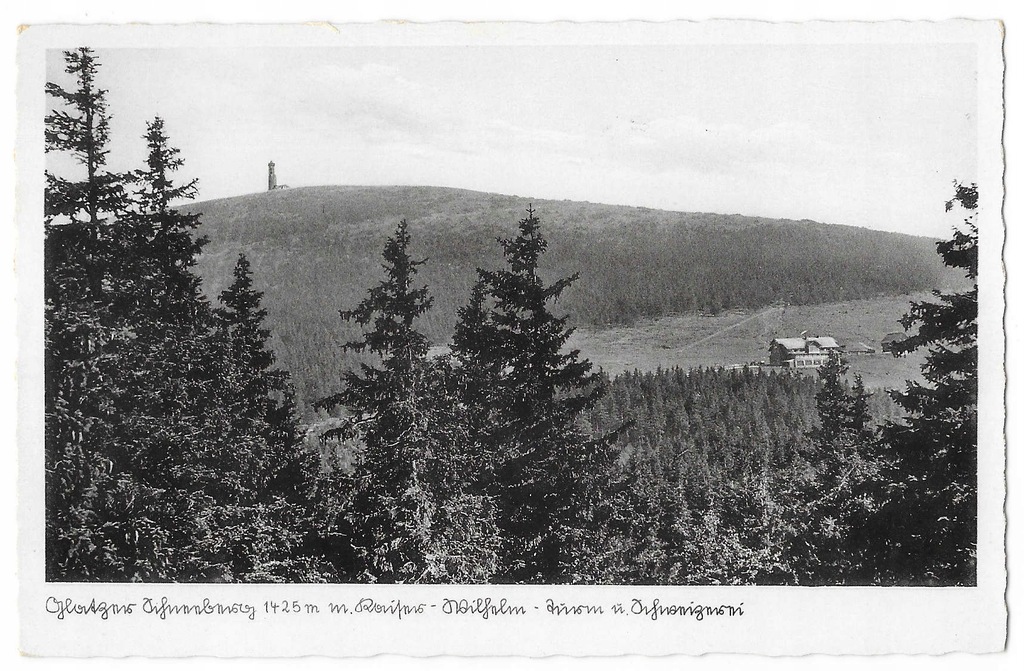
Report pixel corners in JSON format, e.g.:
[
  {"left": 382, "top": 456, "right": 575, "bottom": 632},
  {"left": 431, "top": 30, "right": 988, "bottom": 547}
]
[{"left": 16, "top": 19, "right": 1007, "bottom": 657}]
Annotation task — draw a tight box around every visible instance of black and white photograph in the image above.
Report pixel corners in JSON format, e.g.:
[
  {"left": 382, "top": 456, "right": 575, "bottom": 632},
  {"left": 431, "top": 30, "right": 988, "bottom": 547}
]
[{"left": 14, "top": 16, "right": 1007, "bottom": 658}]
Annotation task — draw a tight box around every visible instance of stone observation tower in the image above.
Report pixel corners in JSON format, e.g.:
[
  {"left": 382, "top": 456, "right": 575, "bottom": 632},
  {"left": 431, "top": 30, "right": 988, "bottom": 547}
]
[{"left": 268, "top": 160, "right": 277, "bottom": 191}]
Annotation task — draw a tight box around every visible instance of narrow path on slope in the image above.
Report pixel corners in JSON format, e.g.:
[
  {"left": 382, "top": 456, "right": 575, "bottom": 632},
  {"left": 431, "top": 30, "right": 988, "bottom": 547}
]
[{"left": 674, "top": 305, "right": 783, "bottom": 353}]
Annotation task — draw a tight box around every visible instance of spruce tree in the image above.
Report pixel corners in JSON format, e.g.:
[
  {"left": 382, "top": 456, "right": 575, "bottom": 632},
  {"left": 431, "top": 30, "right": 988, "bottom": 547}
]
[
  {"left": 791, "top": 354, "right": 880, "bottom": 584},
  {"left": 318, "top": 221, "right": 499, "bottom": 582},
  {"left": 89, "top": 115, "right": 223, "bottom": 581},
  {"left": 876, "top": 182, "right": 979, "bottom": 585},
  {"left": 207, "top": 254, "right": 325, "bottom": 582},
  {"left": 45, "top": 51, "right": 323, "bottom": 582},
  {"left": 450, "top": 281, "right": 499, "bottom": 480},
  {"left": 120, "top": 117, "right": 205, "bottom": 319},
  {"left": 452, "top": 206, "right": 616, "bottom": 583},
  {"left": 45, "top": 109, "right": 218, "bottom": 580},
  {"left": 44, "top": 48, "right": 138, "bottom": 580},
  {"left": 215, "top": 254, "right": 307, "bottom": 505},
  {"left": 327, "top": 219, "right": 436, "bottom": 583},
  {"left": 44, "top": 48, "right": 128, "bottom": 226}
]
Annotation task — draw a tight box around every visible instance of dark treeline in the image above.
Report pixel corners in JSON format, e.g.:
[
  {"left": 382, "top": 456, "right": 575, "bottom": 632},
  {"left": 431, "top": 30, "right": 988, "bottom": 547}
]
[
  {"left": 45, "top": 49, "right": 978, "bottom": 586},
  {"left": 186, "top": 187, "right": 953, "bottom": 410}
]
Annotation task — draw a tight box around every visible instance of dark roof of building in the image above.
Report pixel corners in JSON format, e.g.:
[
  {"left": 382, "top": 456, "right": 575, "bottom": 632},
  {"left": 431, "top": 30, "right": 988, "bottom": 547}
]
[{"left": 771, "top": 336, "right": 841, "bottom": 351}]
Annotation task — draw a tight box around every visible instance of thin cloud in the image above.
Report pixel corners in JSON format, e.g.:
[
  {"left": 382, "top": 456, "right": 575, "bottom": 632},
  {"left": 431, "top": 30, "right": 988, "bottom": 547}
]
[{"left": 47, "top": 45, "right": 978, "bottom": 238}]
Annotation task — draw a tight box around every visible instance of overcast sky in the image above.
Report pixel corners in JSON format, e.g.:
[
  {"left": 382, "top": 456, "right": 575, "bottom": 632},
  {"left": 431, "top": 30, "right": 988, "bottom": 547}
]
[{"left": 46, "top": 43, "right": 978, "bottom": 238}]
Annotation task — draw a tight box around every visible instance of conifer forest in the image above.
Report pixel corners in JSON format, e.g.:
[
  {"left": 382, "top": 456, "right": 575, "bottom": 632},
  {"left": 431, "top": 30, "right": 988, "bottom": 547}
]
[{"left": 44, "top": 48, "right": 979, "bottom": 585}]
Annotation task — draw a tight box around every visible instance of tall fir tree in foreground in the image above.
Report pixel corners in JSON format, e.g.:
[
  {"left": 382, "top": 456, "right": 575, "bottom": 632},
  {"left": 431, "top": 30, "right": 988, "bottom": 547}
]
[
  {"left": 44, "top": 48, "right": 127, "bottom": 227},
  {"left": 205, "top": 255, "right": 326, "bottom": 582},
  {"left": 792, "top": 353, "right": 880, "bottom": 584},
  {"left": 119, "top": 116, "right": 206, "bottom": 322},
  {"left": 452, "top": 206, "right": 617, "bottom": 583},
  {"left": 45, "top": 83, "right": 218, "bottom": 579},
  {"left": 45, "top": 49, "right": 321, "bottom": 582},
  {"left": 214, "top": 255, "right": 301, "bottom": 499},
  {"left": 95, "top": 116, "right": 220, "bottom": 580},
  {"left": 319, "top": 221, "right": 499, "bottom": 582},
  {"left": 44, "top": 47, "right": 137, "bottom": 580},
  {"left": 875, "top": 182, "right": 979, "bottom": 585}
]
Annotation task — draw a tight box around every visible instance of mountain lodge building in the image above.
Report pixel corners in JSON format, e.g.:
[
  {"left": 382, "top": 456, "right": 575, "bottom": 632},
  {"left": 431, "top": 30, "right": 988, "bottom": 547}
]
[{"left": 769, "top": 335, "right": 843, "bottom": 368}]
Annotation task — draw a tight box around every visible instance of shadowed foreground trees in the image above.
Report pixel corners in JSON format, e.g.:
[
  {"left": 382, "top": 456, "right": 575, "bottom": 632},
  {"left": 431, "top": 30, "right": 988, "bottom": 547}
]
[
  {"left": 44, "top": 48, "right": 326, "bottom": 581},
  {"left": 450, "top": 207, "right": 620, "bottom": 583},
  {"left": 315, "top": 221, "right": 500, "bottom": 583},
  {"left": 870, "top": 182, "right": 979, "bottom": 585},
  {"left": 315, "top": 212, "right": 619, "bottom": 583},
  {"left": 44, "top": 47, "right": 134, "bottom": 579}
]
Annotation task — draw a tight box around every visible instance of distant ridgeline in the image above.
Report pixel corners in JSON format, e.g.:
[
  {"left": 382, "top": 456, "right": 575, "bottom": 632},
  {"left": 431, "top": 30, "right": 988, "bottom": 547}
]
[{"left": 181, "top": 185, "right": 956, "bottom": 410}]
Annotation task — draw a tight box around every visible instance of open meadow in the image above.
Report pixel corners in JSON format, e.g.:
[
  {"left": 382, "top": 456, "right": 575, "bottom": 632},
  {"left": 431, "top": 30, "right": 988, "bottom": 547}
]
[{"left": 568, "top": 293, "right": 932, "bottom": 389}]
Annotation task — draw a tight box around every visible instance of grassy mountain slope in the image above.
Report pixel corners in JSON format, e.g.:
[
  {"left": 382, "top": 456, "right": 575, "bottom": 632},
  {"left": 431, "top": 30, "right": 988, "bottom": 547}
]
[
  {"left": 183, "top": 185, "right": 953, "bottom": 409},
  {"left": 567, "top": 293, "right": 931, "bottom": 390}
]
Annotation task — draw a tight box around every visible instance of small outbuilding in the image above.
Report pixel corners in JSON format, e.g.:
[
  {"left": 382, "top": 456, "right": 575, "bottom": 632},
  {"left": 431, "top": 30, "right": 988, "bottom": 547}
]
[
  {"left": 769, "top": 335, "right": 843, "bottom": 368},
  {"left": 881, "top": 332, "right": 909, "bottom": 353},
  {"left": 846, "top": 342, "right": 877, "bottom": 355}
]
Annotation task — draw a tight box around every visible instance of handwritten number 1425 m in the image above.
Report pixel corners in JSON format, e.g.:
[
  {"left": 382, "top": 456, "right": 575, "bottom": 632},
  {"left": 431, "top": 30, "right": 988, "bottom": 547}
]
[{"left": 264, "top": 600, "right": 320, "bottom": 615}]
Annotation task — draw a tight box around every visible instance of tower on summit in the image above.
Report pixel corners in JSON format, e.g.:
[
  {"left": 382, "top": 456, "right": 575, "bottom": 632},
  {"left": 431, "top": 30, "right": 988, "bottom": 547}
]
[{"left": 268, "top": 161, "right": 277, "bottom": 191}]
